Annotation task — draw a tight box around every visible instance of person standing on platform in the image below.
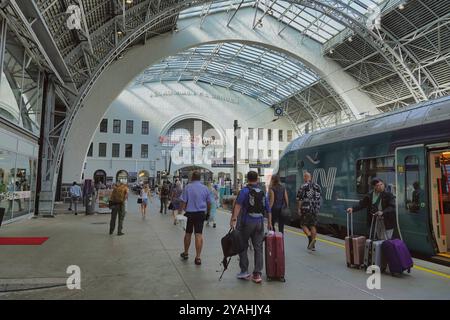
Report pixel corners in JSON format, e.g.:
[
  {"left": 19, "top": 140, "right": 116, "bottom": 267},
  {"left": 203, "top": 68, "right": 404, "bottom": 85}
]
[
  {"left": 109, "top": 183, "right": 128, "bottom": 236},
  {"left": 171, "top": 180, "right": 183, "bottom": 225},
  {"left": 68, "top": 181, "right": 82, "bottom": 215},
  {"left": 297, "top": 172, "right": 321, "bottom": 251},
  {"left": 179, "top": 171, "right": 211, "bottom": 266},
  {"left": 230, "top": 171, "right": 271, "bottom": 284},
  {"left": 206, "top": 181, "right": 218, "bottom": 228},
  {"left": 269, "top": 175, "right": 289, "bottom": 234},
  {"left": 347, "top": 177, "right": 396, "bottom": 240},
  {"left": 159, "top": 182, "right": 169, "bottom": 214}
]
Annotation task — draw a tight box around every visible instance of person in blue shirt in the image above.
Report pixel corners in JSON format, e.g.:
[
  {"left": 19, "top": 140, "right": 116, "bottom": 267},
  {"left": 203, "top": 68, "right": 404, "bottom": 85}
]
[
  {"left": 179, "top": 171, "right": 211, "bottom": 266},
  {"left": 230, "top": 171, "right": 272, "bottom": 284}
]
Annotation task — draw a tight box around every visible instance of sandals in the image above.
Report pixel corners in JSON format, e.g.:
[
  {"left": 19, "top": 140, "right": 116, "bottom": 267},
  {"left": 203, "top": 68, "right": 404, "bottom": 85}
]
[
  {"left": 194, "top": 258, "right": 201, "bottom": 265},
  {"left": 180, "top": 252, "right": 188, "bottom": 260}
]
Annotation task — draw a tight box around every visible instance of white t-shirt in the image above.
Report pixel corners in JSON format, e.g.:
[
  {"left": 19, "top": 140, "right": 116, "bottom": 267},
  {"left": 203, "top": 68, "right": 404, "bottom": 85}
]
[{"left": 141, "top": 190, "right": 149, "bottom": 200}]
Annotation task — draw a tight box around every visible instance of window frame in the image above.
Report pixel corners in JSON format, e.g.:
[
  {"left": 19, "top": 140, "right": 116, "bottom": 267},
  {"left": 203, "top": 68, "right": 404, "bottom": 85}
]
[
  {"left": 98, "top": 143, "right": 107, "bottom": 157},
  {"left": 113, "top": 119, "right": 121, "bottom": 134}
]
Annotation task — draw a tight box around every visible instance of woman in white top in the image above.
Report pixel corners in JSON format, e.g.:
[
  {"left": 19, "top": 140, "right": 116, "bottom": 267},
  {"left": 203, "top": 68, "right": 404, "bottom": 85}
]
[{"left": 140, "top": 185, "right": 152, "bottom": 218}]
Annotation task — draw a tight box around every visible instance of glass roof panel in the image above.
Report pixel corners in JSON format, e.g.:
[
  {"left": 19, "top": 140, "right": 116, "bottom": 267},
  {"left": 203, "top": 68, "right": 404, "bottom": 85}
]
[
  {"left": 179, "top": 0, "right": 385, "bottom": 44},
  {"left": 133, "top": 41, "right": 321, "bottom": 106}
]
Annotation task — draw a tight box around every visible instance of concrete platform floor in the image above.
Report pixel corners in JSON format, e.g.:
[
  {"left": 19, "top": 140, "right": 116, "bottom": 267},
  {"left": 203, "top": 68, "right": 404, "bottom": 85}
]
[{"left": 0, "top": 195, "right": 449, "bottom": 300}]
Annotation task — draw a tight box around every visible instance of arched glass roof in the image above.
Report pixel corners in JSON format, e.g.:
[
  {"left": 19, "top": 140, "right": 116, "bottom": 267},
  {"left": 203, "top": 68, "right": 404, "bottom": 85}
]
[
  {"left": 134, "top": 42, "right": 320, "bottom": 106},
  {"left": 179, "top": 0, "right": 385, "bottom": 44}
]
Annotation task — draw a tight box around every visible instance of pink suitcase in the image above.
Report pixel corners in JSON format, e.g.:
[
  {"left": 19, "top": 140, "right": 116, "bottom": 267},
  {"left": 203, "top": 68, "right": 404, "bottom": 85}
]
[
  {"left": 265, "top": 231, "right": 285, "bottom": 282},
  {"left": 345, "top": 212, "right": 366, "bottom": 268}
]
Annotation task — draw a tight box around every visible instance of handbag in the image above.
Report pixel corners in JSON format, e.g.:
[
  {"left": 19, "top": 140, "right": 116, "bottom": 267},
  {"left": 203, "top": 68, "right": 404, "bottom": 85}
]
[
  {"left": 168, "top": 202, "right": 174, "bottom": 210},
  {"left": 137, "top": 198, "right": 142, "bottom": 204},
  {"left": 281, "top": 206, "right": 291, "bottom": 219}
]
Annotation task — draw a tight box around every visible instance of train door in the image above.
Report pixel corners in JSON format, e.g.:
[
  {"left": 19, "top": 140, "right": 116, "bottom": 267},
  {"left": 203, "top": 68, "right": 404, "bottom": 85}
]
[
  {"left": 395, "top": 145, "right": 435, "bottom": 255},
  {"left": 427, "top": 147, "right": 450, "bottom": 256}
]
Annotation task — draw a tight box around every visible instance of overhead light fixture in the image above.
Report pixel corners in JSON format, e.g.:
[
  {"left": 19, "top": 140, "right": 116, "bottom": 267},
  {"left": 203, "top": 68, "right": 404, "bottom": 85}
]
[
  {"left": 348, "top": 36, "right": 353, "bottom": 42},
  {"left": 329, "top": 49, "right": 334, "bottom": 54},
  {"left": 125, "top": 0, "right": 133, "bottom": 4},
  {"left": 117, "top": 30, "right": 123, "bottom": 36},
  {"left": 398, "top": 3, "right": 405, "bottom": 10}
]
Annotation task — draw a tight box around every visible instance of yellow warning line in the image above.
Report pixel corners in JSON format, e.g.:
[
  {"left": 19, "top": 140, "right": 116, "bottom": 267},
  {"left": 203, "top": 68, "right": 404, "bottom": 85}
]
[
  {"left": 283, "top": 227, "right": 450, "bottom": 280},
  {"left": 219, "top": 209, "right": 450, "bottom": 279},
  {"left": 284, "top": 228, "right": 345, "bottom": 249}
]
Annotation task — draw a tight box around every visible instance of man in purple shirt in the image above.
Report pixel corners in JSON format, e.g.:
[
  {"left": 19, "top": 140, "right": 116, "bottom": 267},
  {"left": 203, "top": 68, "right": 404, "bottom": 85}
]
[{"left": 179, "top": 171, "right": 211, "bottom": 266}]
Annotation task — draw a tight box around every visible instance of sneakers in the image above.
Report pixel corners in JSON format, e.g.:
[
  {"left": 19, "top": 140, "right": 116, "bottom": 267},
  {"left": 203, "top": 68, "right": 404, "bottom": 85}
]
[
  {"left": 180, "top": 252, "right": 189, "bottom": 260},
  {"left": 307, "top": 237, "right": 316, "bottom": 250},
  {"left": 118, "top": 232, "right": 124, "bottom": 236},
  {"left": 251, "top": 273, "right": 262, "bottom": 284},
  {"left": 213, "top": 223, "right": 216, "bottom": 228},
  {"left": 236, "top": 272, "right": 251, "bottom": 280}
]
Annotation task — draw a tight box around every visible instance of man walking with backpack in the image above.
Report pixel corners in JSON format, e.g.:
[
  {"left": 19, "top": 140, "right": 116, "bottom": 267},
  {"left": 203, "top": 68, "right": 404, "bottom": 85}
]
[{"left": 230, "top": 171, "right": 271, "bottom": 284}]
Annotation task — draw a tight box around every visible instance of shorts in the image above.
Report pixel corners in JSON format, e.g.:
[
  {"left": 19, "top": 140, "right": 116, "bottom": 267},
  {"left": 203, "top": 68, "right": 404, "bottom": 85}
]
[
  {"left": 142, "top": 199, "right": 148, "bottom": 205},
  {"left": 300, "top": 211, "right": 318, "bottom": 228},
  {"left": 185, "top": 212, "right": 206, "bottom": 234}
]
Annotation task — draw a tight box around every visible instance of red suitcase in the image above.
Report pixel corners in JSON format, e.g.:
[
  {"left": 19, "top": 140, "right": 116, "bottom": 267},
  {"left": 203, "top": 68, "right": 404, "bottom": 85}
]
[{"left": 265, "top": 231, "right": 286, "bottom": 282}]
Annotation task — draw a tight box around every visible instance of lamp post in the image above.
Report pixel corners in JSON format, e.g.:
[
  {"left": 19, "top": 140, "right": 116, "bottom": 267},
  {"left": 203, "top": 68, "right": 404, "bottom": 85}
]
[{"left": 233, "top": 120, "right": 238, "bottom": 193}]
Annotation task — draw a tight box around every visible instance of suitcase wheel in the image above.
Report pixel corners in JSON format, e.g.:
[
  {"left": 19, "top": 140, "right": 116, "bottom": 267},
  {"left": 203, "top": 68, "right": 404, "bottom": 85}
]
[
  {"left": 267, "top": 277, "right": 272, "bottom": 281},
  {"left": 407, "top": 268, "right": 411, "bottom": 273},
  {"left": 280, "top": 276, "right": 286, "bottom": 283},
  {"left": 346, "top": 263, "right": 350, "bottom": 268}
]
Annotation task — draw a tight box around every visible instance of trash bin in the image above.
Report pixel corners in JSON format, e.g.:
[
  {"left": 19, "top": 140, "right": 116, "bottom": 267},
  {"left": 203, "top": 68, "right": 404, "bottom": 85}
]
[{"left": 85, "top": 195, "right": 95, "bottom": 215}]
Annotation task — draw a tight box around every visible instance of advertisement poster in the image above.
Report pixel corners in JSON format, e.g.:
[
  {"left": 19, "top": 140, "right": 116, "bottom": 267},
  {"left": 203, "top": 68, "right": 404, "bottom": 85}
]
[{"left": 97, "top": 189, "right": 112, "bottom": 213}]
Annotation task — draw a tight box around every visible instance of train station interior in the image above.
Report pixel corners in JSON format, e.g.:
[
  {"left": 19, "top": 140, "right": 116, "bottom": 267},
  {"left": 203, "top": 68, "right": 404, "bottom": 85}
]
[{"left": 0, "top": 0, "right": 449, "bottom": 301}]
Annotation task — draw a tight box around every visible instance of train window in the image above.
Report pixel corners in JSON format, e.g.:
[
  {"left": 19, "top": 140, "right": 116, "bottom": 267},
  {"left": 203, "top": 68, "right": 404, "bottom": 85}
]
[
  {"left": 356, "top": 156, "right": 396, "bottom": 194},
  {"left": 405, "top": 155, "right": 422, "bottom": 213}
]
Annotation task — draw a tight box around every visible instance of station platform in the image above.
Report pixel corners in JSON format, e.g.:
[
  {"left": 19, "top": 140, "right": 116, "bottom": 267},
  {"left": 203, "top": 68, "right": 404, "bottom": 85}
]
[{"left": 0, "top": 195, "right": 449, "bottom": 300}]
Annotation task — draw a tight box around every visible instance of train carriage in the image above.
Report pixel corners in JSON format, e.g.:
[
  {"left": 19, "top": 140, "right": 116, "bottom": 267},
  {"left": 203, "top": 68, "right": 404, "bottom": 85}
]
[{"left": 275, "top": 96, "right": 450, "bottom": 260}]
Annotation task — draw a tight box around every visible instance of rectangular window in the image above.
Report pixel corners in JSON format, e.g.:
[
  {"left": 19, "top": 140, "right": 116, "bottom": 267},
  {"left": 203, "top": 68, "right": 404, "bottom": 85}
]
[
  {"left": 126, "top": 120, "right": 133, "bottom": 134},
  {"left": 141, "top": 144, "right": 148, "bottom": 158},
  {"left": 100, "top": 119, "right": 108, "bottom": 133},
  {"left": 356, "top": 156, "right": 395, "bottom": 194},
  {"left": 125, "top": 144, "right": 133, "bottom": 158},
  {"left": 142, "top": 121, "right": 149, "bottom": 135},
  {"left": 258, "top": 149, "right": 264, "bottom": 160},
  {"left": 279, "top": 150, "right": 283, "bottom": 157},
  {"left": 287, "top": 130, "right": 293, "bottom": 142},
  {"left": 248, "top": 149, "right": 254, "bottom": 160},
  {"left": 268, "top": 129, "right": 272, "bottom": 141},
  {"left": 87, "top": 143, "right": 93, "bottom": 157},
  {"left": 98, "top": 143, "right": 107, "bottom": 157},
  {"left": 268, "top": 149, "right": 272, "bottom": 158},
  {"left": 405, "top": 155, "right": 420, "bottom": 212},
  {"left": 258, "top": 128, "right": 264, "bottom": 140},
  {"left": 112, "top": 143, "right": 120, "bottom": 158},
  {"left": 113, "top": 119, "right": 121, "bottom": 133},
  {"left": 248, "top": 128, "right": 254, "bottom": 140},
  {"left": 278, "top": 130, "right": 283, "bottom": 142}
]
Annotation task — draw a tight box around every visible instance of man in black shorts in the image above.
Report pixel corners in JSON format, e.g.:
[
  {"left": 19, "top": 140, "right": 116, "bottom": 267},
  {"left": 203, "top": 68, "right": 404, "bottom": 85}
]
[{"left": 179, "top": 171, "right": 211, "bottom": 265}]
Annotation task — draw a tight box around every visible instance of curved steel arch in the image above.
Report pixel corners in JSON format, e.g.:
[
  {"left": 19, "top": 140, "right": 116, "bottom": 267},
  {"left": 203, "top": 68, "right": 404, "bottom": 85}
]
[{"left": 34, "top": 0, "right": 433, "bottom": 213}]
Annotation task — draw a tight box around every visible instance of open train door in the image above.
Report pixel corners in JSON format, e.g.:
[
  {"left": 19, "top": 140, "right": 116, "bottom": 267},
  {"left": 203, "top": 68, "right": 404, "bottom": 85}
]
[
  {"left": 427, "top": 144, "right": 450, "bottom": 260},
  {"left": 395, "top": 145, "right": 435, "bottom": 255}
]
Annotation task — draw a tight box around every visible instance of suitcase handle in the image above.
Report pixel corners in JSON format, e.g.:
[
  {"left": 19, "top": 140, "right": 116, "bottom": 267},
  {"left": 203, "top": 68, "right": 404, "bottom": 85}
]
[
  {"left": 346, "top": 211, "right": 353, "bottom": 237},
  {"left": 369, "top": 214, "right": 389, "bottom": 240}
]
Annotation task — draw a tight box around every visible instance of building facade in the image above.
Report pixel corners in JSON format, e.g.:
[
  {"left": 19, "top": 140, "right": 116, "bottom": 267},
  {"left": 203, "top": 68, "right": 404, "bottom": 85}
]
[{"left": 80, "top": 82, "right": 296, "bottom": 188}]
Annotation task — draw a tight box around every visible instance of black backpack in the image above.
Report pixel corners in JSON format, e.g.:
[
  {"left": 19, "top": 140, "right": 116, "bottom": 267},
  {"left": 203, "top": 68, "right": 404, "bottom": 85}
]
[
  {"left": 219, "top": 228, "right": 245, "bottom": 280},
  {"left": 246, "top": 185, "right": 266, "bottom": 214}
]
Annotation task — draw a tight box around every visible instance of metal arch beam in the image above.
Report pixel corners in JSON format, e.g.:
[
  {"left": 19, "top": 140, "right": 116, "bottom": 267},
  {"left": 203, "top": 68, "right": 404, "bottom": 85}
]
[
  {"left": 287, "top": 0, "right": 429, "bottom": 103},
  {"left": 9, "top": 0, "right": 76, "bottom": 90},
  {"left": 40, "top": 0, "right": 207, "bottom": 214}
]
